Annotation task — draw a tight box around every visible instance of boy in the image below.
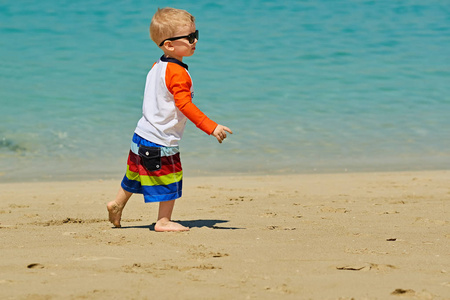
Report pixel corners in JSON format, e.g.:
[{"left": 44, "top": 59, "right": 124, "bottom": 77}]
[{"left": 107, "top": 7, "right": 232, "bottom": 232}]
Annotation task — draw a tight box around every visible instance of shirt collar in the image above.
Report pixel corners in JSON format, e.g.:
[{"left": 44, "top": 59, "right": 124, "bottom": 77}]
[{"left": 160, "top": 55, "right": 189, "bottom": 70}]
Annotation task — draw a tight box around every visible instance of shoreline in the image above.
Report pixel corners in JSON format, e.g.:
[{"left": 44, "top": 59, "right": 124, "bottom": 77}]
[
  {"left": 2, "top": 166, "right": 449, "bottom": 184},
  {"left": 1, "top": 170, "right": 449, "bottom": 299}
]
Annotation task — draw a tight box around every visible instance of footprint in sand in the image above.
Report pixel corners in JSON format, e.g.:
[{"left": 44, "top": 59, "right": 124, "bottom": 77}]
[
  {"left": 228, "top": 196, "right": 253, "bottom": 202},
  {"left": 187, "top": 244, "right": 229, "bottom": 259},
  {"left": 123, "top": 262, "right": 221, "bottom": 275},
  {"left": 27, "top": 263, "right": 44, "bottom": 269},
  {"left": 391, "top": 289, "right": 415, "bottom": 296},
  {"left": 336, "top": 263, "right": 396, "bottom": 272},
  {"left": 260, "top": 212, "right": 277, "bottom": 217},
  {"left": 320, "top": 206, "right": 350, "bottom": 213},
  {"left": 266, "top": 225, "right": 297, "bottom": 231}
]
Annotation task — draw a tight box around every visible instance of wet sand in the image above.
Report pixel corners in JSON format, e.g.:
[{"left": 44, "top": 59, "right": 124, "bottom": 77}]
[{"left": 1, "top": 171, "right": 449, "bottom": 299}]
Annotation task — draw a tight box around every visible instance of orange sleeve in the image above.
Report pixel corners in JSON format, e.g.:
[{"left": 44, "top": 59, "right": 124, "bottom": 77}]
[{"left": 165, "top": 63, "right": 217, "bottom": 135}]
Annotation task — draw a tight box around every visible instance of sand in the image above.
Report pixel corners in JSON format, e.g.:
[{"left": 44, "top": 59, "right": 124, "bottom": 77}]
[{"left": 1, "top": 171, "right": 449, "bottom": 299}]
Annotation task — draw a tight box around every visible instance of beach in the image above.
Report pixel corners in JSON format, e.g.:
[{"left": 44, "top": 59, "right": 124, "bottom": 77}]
[{"left": 1, "top": 171, "right": 449, "bottom": 299}]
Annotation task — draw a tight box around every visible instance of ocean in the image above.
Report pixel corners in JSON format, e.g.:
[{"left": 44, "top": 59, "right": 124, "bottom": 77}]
[{"left": 1, "top": 0, "right": 449, "bottom": 182}]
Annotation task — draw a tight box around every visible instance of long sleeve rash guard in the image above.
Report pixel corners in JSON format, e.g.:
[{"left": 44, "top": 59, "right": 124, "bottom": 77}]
[{"left": 135, "top": 56, "right": 217, "bottom": 147}]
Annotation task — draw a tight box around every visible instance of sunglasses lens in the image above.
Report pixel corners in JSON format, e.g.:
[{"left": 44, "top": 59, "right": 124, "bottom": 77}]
[{"left": 189, "top": 30, "right": 198, "bottom": 43}]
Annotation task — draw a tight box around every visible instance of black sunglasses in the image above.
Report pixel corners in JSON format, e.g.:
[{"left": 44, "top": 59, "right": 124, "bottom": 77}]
[{"left": 159, "top": 30, "right": 199, "bottom": 47}]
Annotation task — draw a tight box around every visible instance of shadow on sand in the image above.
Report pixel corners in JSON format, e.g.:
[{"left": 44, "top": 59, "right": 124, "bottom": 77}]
[{"left": 119, "top": 219, "right": 244, "bottom": 231}]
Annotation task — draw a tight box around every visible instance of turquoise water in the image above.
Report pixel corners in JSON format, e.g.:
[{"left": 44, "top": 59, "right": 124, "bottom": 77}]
[{"left": 1, "top": 0, "right": 449, "bottom": 182}]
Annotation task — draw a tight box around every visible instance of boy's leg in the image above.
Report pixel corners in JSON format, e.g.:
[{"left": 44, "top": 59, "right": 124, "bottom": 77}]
[
  {"left": 107, "top": 187, "right": 132, "bottom": 228},
  {"left": 155, "top": 200, "right": 189, "bottom": 232}
]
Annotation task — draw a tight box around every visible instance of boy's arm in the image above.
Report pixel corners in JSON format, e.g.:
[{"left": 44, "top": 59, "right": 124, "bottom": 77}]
[
  {"left": 174, "top": 89, "right": 218, "bottom": 134},
  {"left": 166, "top": 65, "right": 217, "bottom": 134},
  {"left": 176, "top": 93, "right": 233, "bottom": 142}
]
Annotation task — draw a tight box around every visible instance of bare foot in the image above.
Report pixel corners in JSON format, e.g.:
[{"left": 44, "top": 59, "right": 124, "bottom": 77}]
[
  {"left": 107, "top": 201, "right": 123, "bottom": 228},
  {"left": 154, "top": 219, "right": 189, "bottom": 232}
]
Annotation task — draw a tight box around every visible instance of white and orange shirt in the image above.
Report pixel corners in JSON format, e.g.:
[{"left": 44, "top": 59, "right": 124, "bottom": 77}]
[{"left": 135, "top": 56, "right": 217, "bottom": 147}]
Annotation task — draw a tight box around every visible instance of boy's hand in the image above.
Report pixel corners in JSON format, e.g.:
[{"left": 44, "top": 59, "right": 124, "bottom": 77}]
[{"left": 212, "top": 125, "right": 233, "bottom": 143}]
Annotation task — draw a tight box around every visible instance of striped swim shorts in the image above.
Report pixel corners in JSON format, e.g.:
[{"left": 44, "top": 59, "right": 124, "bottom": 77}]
[{"left": 121, "top": 133, "right": 182, "bottom": 202}]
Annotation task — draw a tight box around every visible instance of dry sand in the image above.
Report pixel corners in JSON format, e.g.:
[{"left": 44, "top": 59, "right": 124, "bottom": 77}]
[{"left": 1, "top": 171, "right": 449, "bottom": 299}]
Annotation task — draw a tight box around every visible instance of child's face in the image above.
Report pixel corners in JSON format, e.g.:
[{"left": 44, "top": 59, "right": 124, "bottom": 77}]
[{"left": 164, "top": 23, "right": 197, "bottom": 61}]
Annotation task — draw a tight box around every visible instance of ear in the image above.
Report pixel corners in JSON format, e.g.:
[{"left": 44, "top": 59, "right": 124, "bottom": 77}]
[{"left": 162, "top": 41, "right": 174, "bottom": 51}]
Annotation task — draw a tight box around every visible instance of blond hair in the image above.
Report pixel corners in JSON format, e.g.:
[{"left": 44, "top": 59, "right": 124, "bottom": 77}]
[{"left": 150, "top": 8, "right": 195, "bottom": 46}]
